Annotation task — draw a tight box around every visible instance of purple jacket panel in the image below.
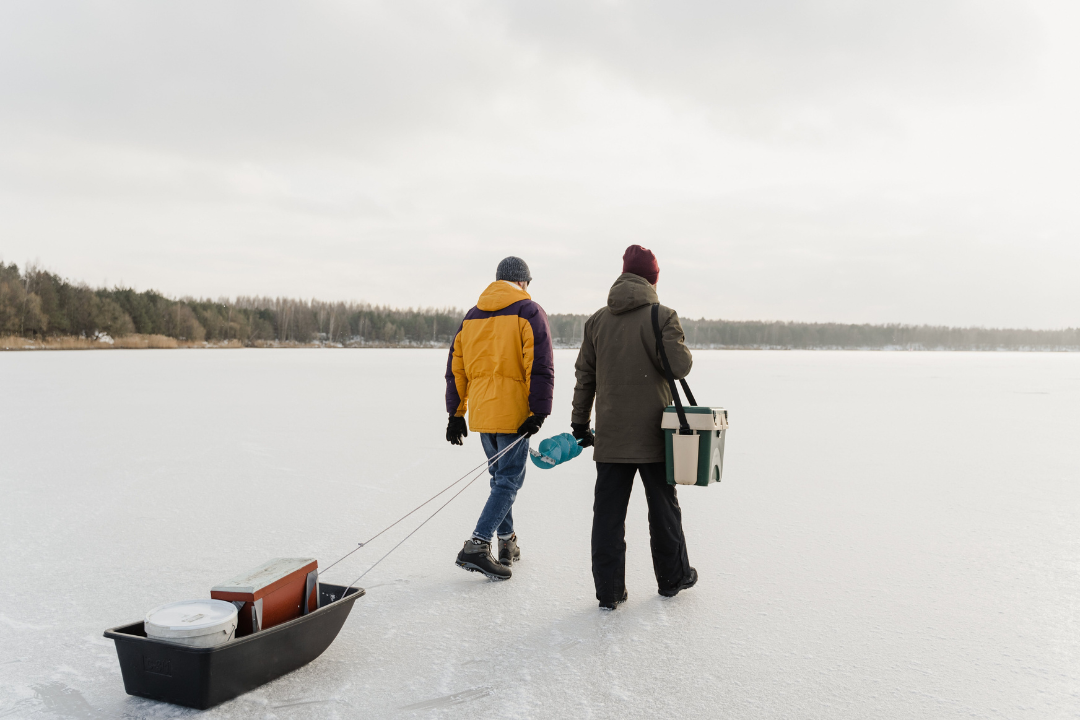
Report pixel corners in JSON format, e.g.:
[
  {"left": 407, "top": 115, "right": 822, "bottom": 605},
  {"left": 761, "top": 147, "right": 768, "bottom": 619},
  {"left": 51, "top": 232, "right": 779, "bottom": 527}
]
[
  {"left": 445, "top": 318, "right": 466, "bottom": 415},
  {"left": 521, "top": 301, "right": 554, "bottom": 416}
]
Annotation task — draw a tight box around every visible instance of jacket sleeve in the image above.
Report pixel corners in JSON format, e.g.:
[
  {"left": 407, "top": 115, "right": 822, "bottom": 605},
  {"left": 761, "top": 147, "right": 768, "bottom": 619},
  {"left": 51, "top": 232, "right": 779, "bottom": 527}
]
[
  {"left": 660, "top": 308, "right": 693, "bottom": 380},
  {"left": 521, "top": 302, "right": 554, "bottom": 416},
  {"left": 445, "top": 320, "right": 468, "bottom": 416},
  {"left": 571, "top": 316, "right": 597, "bottom": 425}
]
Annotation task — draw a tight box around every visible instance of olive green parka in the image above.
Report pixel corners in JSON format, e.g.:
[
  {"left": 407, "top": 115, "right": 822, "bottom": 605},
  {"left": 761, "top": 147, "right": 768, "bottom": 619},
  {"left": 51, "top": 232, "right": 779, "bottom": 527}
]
[{"left": 571, "top": 273, "right": 693, "bottom": 463}]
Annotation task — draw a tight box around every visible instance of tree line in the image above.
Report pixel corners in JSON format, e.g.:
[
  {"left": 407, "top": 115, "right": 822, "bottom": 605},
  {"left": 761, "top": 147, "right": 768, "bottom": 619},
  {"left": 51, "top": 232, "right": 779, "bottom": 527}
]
[
  {"left": 0, "top": 263, "right": 460, "bottom": 345},
  {"left": 2, "top": 261, "right": 1079, "bottom": 350},
  {"left": 547, "top": 314, "right": 1080, "bottom": 350}
]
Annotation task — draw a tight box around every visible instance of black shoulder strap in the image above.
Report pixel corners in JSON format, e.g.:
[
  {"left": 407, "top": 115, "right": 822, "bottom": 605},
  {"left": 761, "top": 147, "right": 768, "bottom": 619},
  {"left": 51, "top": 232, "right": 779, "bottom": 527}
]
[{"left": 652, "top": 303, "right": 696, "bottom": 435}]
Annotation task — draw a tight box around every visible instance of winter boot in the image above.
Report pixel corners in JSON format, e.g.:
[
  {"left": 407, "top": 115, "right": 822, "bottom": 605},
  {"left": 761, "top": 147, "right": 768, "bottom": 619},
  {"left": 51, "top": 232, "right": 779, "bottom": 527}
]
[
  {"left": 498, "top": 534, "right": 520, "bottom": 566},
  {"left": 599, "top": 589, "right": 628, "bottom": 611},
  {"left": 456, "top": 538, "right": 512, "bottom": 580},
  {"left": 658, "top": 567, "right": 698, "bottom": 597}
]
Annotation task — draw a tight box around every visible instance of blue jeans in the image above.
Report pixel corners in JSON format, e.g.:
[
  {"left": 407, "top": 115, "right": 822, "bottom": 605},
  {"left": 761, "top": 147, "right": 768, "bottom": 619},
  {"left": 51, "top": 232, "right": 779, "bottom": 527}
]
[{"left": 472, "top": 433, "right": 529, "bottom": 541}]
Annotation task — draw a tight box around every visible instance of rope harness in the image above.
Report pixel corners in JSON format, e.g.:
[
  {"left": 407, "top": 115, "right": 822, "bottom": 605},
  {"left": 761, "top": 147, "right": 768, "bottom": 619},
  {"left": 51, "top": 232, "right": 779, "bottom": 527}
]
[{"left": 318, "top": 434, "right": 528, "bottom": 592}]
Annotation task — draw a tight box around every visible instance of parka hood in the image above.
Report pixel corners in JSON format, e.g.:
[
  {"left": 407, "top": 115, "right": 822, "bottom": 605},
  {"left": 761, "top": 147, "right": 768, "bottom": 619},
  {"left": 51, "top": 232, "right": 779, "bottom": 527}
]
[
  {"left": 606, "top": 273, "right": 658, "bottom": 315},
  {"left": 477, "top": 281, "right": 531, "bottom": 311}
]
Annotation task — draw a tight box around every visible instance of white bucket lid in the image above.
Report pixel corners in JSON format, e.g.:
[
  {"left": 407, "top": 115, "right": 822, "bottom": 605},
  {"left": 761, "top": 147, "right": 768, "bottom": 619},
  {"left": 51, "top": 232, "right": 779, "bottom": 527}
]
[{"left": 145, "top": 599, "right": 238, "bottom": 639}]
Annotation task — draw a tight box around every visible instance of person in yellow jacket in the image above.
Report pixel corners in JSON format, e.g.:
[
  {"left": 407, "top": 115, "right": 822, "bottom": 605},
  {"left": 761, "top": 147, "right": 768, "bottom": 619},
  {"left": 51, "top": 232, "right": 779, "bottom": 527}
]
[{"left": 445, "top": 256, "right": 554, "bottom": 580}]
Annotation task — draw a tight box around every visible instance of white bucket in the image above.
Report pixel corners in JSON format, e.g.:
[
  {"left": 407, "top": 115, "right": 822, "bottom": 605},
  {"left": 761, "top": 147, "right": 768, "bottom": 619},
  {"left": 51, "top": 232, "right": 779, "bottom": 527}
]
[{"left": 145, "top": 599, "right": 238, "bottom": 648}]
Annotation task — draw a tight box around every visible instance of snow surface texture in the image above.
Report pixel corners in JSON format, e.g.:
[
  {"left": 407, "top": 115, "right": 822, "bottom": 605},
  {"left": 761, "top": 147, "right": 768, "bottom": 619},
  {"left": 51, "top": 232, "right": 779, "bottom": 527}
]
[{"left": 1, "top": 349, "right": 1078, "bottom": 719}]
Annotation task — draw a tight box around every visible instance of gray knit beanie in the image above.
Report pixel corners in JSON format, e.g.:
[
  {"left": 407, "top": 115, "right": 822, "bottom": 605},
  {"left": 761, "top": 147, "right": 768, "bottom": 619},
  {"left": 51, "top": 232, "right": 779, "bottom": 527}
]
[{"left": 496, "top": 256, "right": 532, "bottom": 283}]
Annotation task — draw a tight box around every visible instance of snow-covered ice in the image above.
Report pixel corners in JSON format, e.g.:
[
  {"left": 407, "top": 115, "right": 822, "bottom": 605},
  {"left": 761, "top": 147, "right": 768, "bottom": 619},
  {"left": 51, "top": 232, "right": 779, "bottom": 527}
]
[{"left": 1, "top": 349, "right": 1078, "bottom": 719}]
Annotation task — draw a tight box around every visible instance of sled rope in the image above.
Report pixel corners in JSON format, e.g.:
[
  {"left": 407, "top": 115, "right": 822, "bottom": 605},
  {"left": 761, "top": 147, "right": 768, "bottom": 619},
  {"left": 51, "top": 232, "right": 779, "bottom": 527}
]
[
  {"left": 343, "top": 460, "right": 494, "bottom": 589},
  {"left": 319, "top": 435, "right": 527, "bottom": 581}
]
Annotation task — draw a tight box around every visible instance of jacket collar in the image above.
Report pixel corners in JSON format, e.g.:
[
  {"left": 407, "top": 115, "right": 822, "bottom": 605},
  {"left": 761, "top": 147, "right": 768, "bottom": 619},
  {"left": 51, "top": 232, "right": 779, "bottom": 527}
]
[{"left": 478, "top": 281, "right": 531, "bottom": 311}]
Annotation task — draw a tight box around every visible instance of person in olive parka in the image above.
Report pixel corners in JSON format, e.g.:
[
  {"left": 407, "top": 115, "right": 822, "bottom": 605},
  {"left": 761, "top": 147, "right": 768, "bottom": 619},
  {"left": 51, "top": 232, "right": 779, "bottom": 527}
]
[{"left": 570, "top": 245, "right": 698, "bottom": 609}]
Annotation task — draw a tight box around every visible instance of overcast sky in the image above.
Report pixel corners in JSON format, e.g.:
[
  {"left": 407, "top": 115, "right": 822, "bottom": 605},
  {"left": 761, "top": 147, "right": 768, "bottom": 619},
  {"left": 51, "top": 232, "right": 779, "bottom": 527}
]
[{"left": 1, "top": 1, "right": 1077, "bottom": 327}]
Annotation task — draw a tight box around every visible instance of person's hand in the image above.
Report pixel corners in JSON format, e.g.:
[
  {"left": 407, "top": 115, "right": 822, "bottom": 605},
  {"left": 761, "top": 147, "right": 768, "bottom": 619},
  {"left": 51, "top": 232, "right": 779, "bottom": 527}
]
[
  {"left": 517, "top": 414, "right": 545, "bottom": 437},
  {"left": 571, "top": 422, "right": 594, "bottom": 448},
  {"left": 446, "top": 415, "right": 467, "bottom": 445}
]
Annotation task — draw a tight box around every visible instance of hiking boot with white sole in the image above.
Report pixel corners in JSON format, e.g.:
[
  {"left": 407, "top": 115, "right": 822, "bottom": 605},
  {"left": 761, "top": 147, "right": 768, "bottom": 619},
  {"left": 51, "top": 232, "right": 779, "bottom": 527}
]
[
  {"left": 498, "top": 534, "right": 520, "bottom": 566},
  {"left": 456, "top": 538, "right": 512, "bottom": 580}
]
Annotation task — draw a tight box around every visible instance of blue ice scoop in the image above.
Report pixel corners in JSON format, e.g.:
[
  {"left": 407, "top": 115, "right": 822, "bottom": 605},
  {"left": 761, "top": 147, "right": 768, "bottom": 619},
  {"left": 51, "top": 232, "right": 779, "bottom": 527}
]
[{"left": 529, "top": 432, "right": 585, "bottom": 469}]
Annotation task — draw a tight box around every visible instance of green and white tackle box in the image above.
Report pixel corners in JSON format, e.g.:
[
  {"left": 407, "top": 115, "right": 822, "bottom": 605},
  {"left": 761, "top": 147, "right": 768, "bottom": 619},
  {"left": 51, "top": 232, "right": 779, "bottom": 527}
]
[{"left": 662, "top": 406, "right": 728, "bottom": 486}]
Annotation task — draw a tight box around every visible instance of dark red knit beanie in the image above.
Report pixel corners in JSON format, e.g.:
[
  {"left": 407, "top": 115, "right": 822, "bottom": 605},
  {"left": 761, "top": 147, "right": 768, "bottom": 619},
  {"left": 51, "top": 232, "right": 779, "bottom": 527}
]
[{"left": 622, "top": 245, "right": 659, "bottom": 284}]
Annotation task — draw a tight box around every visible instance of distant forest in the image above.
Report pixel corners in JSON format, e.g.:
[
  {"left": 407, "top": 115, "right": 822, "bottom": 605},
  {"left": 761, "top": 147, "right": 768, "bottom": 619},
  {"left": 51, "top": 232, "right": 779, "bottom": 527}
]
[{"left": 2, "top": 262, "right": 1079, "bottom": 350}]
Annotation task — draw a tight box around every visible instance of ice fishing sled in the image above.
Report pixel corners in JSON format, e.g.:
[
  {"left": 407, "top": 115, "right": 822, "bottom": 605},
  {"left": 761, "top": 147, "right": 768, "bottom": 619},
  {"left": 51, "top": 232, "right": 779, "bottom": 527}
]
[
  {"left": 103, "top": 438, "right": 528, "bottom": 710},
  {"left": 104, "top": 582, "right": 363, "bottom": 710}
]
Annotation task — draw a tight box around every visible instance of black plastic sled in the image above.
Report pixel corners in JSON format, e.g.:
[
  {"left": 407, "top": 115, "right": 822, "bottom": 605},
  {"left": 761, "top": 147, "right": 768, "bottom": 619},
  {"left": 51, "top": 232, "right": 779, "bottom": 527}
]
[{"left": 104, "top": 583, "right": 364, "bottom": 710}]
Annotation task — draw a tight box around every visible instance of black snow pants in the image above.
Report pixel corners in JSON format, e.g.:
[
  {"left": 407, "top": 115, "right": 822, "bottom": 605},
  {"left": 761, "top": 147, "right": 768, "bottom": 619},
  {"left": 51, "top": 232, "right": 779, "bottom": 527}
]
[{"left": 591, "top": 461, "right": 691, "bottom": 603}]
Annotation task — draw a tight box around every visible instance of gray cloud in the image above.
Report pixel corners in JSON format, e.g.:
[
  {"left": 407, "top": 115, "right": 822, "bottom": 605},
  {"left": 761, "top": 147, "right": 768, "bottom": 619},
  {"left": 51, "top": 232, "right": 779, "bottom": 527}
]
[
  {"left": 0, "top": 1, "right": 1074, "bottom": 328},
  {"left": 494, "top": 0, "right": 1038, "bottom": 137},
  {"left": 4, "top": 1, "right": 1033, "bottom": 156},
  {"left": 0, "top": 2, "right": 516, "bottom": 157}
]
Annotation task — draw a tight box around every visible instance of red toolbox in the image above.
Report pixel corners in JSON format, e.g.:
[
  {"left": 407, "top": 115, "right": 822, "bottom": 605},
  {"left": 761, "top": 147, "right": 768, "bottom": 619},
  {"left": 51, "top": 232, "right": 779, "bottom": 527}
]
[{"left": 211, "top": 558, "right": 318, "bottom": 636}]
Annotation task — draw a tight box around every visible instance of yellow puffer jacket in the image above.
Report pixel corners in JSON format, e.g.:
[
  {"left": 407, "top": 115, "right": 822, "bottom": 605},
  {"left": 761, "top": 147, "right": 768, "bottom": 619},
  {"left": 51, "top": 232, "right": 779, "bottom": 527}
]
[{"left": 445, "top": 282, "right": 554, "bottom": 434}]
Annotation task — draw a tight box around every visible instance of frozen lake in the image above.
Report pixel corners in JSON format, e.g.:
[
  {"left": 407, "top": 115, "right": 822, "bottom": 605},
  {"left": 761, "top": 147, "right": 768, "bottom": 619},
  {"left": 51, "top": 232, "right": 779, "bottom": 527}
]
[{"left": 1, "top": 349, "right": 1078, "bottom": 719}]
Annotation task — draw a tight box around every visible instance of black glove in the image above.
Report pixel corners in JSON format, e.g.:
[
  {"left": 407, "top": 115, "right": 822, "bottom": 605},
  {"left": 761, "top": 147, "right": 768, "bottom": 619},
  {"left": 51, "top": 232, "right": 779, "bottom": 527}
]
[
  {"left": 571, "top": 422, "right": 594, "bottom": 448},
  {"left": 446, "top": 415, "right": 467, "bottom": 446},
  {"left": 517, "top": 414, "right": 545, "bottom": 437}
]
